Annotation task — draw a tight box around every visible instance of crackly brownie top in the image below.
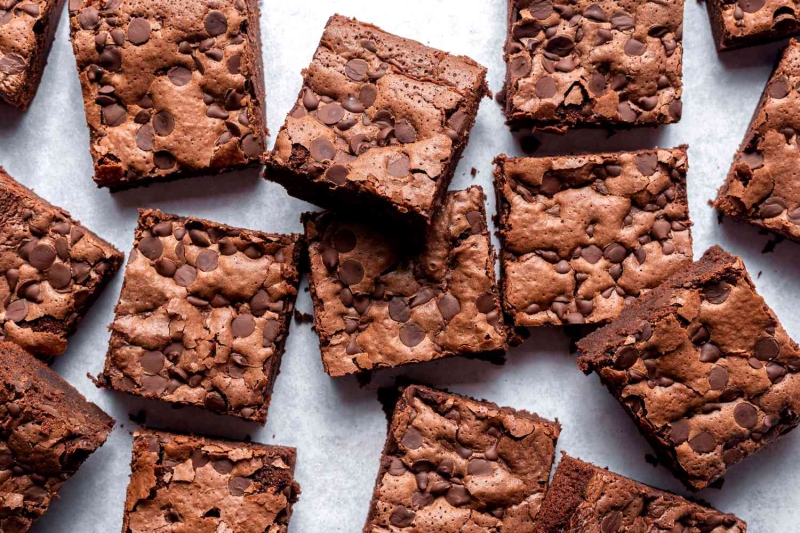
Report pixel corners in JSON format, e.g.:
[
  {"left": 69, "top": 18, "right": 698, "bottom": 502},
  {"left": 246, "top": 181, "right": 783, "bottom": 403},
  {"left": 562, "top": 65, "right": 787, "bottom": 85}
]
[
  {"left": 365, "top": 385, "right": 560, "bottom": 532},
  {"left": 305, "top": 187, "right": 506, "bottom": 377},
  {"left": 714, "top": 39, "right": 800, "bottom": 242},
  {"left": 0, "top": 0, "right": 56, "bottom": 101},
  {"left": 710, "top": 0, "right": 799, "bottom": 48},
  {"left": 0, "top": 342, "right": 114, "bottom": 532},
  {"left": 537, "top": 455, "right": 746, "bottom": 532},
  {"left": 270, "top": 15, "right": 487, "bottom": 219},
  {"left": 103, "top": 210, "right": 300, "bottom": 422},
  {"left": 124, "top": 430, "right": 299, "bottom": 533},
  {"left": 504, "top": 0, "right": 683, "bottom": 131},
  {"left": 0, "top": 168, "right": 123, "bottom": 356},
  {"left": 68, "top": 0, "right": 265, "bottom": 188},
  {"left": 495, "top": 148, "right": 692, "bottom": 327},
  {"left": 578, "top": 246, "right": 800, "bottom": 490}
]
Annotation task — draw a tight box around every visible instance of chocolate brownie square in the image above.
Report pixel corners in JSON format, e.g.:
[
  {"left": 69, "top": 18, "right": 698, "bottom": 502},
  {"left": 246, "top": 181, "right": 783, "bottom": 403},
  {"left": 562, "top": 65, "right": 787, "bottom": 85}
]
[
  {"left": 536, "top": 455, "right": 746, "bottom": 532},
  {"left": 68, "top": 0, "right": 267, "bottom": 190},
  {"left": 494, "top": 147, "right": 693, "bottom": 327},
  {"left": 122, "top": 429, "right": 300, "bottom": 533},
  {"left": 0, "top": 0, "right": 64, "bottom": 109},
  {"left": 363, "top": 385, "right": 560, "bottom": 532},
  {"left": 578, "top": 246, "right": 800, "bottom": 491},
  {"left": 714, "top": 39, "right": 800, "bottom": 241},
  {"left": 0, "top": 341, "right": 114, "bottom": 532},
  {"left": 0, "top": 167, "right": 123, "bottom": 356},
  {"left": 707, "top": 0, "right": 800, "bottom": 51},
  {"left": 503, "top": 0, "right": 684, "bottom": 133},
  {"left": 266, "top": 15, "right": 489, "bottom": 228},
  {"left": 304, "top": 186, "right": 507, "bottom": 377},
  {"left": 100, "top": 209, "right": 301, "bottom": 423}
]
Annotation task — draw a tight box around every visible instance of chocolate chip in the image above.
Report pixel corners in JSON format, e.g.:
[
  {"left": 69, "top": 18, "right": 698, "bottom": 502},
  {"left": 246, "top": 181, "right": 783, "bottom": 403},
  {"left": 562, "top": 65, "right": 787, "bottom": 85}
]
[
  {"left": 337, "top": 259, "right": 364, "bottom": 286},
  {"left": 704, "top": 282, "right": 731, "bottom": 304},
  {"left": 734, "top": 403, "right": 758, "bottom": 429},
  {"left": 309, "top": 138, "right": 335, "bottom": 162},
  {"left": 387, "top": 155, "right": 410, "bottom": 177},
  {"left": 103, "top": 104, "right": 126, "bottom": 127},
  {"left": 754, "top": 337, "right": 780, "bottom": 361},
  {"left": 769, "top": 77, "right": 790, "bottom": 99},
  {"left": 141, "top": 350, "right": 165, "bottom": 375},
  {"left": 624, "top": 38, "right": 647, "bottom": 56},
  {"left": 6, "top": 299, "right": 28, "bottom": 322},
  {"left": 231, "top": 314, "right": 255, "bottom": 338},
  {"left": 401, "top": 427, "right": 423, "bottom": 449},
  {"left": 545, "top": 35, "right": 574, "bottom": 56},
  {"left": 700, "top": 343, "right": 722, "bottom": 363},
  {"left": 98, "top": 47, "right": 123, "bottom": 71},
  {"left": 168, "top": 66, "right": 192, "bottom": 86},
  {"left": 154, "top": 151, "right": 177, "bottom": 170},
  {"left": 318, "top": 103, "right": 345, "bottom": 125},
  {"left": 400, "top": 323, "right": 425, "bottom": 347},
  {"left": 204, "top": 11, "right": 228, "bottom": 36},
  {"left": 127, "top": 17, "right": 150, "bottom": 45},
  {"left": 228, "top": 476, "right": 251, "bottom": 497},
  {"left": 670, "top": 419, "right": 690, "bottom": 444},
  {"left": 47, "top": 264, "right": 72, "bottom": 290},
  {"left": 615, "top": 346, "right": 639, "bottom": 370},
  {"left": 534, "top": 76, "right": 557, "bottom": 99},
  {"left": 389, "top": 505, "right": 415, "bottom": 528},
  {"left": 603, "top": 243, "right": 627, "bottom": 263},
  {"left": 445, "top": 485, "right": 470, "bottom": 507},
  {"left": 358, "top": 84, "right": 378, "bottom": 107},
  {"left": 23, "top": 485, "right": 47, "bottom": 504},
  {"left": 78, "top": 7, "right": 99, "bottom": 29},
  {"left": 635, "top": 152, "right": 658, "bottom": 176},
  {"left": 760, "top": 197, "right": 787, "bottom": 219},
  {"left": 669, "top": 100, "right": 683, "bottom": 120},
  {"left": 29, "top": 244, "right": 56, "bottom": 270},
  {"left": 395, "top": 120, "right": 417, "bottom": 143},
  {"left": 345, "top": 59, "right": 369, "bottom": 81},
  {"left": 326, "top": 165, "right": 349, "bottom": 186},
  {"left": 739, "top": 0, "right": 765, "bottom": 12},
  {"left": 708, "top": 366, "right": 729, "bottom": 390},
  {"left": 196, "top": 250, "right": 219, "bottom": 272},
  {"left": 510, "top": 56, "right": 532, "bottom": 78},
  {"left": 333, "top": 229, "right": 357, "bottom": 253},
  {"left": 263, "top": 319, "right": 280, "bottom": 345},
  {"left": 389, "top": 297, "right": 410, "bottom": 323},
  {"left": 601, "top": 511, "right": 622, "bottom": 533},
  {"left": 584, "top": 4, "right": 607, "bottom": 21},
  {"left": 174, "top": 265, "right": 197, "bottom": 287},
  {"left": 689, "top": 432, "right": 716, "bottom": 454},
  {"left": 437, "top": 295, "right": 461, "bottom": 320},
  {"left": 153, "top": 110, "right": 175, "bottom": 136},
  {"left": 467, "top": 459, "right": 493, "bottom": 477},
  {"left": 136, "top": 124, "right": 155, "bottom": 151}
]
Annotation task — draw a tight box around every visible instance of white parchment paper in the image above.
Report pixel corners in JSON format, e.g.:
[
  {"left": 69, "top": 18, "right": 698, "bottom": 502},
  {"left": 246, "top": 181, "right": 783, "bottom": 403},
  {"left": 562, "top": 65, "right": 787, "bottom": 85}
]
[{"left": 1, "top": 0, "right": 800, "bottom": 531}]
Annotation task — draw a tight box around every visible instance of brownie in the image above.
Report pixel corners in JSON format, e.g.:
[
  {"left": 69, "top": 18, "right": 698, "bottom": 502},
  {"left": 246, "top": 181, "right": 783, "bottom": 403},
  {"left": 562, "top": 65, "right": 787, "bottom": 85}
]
[
  {"left": 707, "top": 0, "right": 800, "bottom": 51},
  {"left": 502, "top": 0, "right": 684, "bottom": 133},
  {"left": 266, "top": 15, "right": 489, "bottom": 229},
  {"left": 714, "top": 39, "right": 800, "bottom": 241},
  {"left": 363, "top": 385, "right": 561, "bottom": 532},
  {"left": 304, "top": 186, "right": 507, "bottom": 377},
  {"left": 0, "top": 341, "right": 115, "bottom": 532},
  {"left": 0, "top": 0, "right": 64, "bottom": 109},
  {"left": 100, "top": 209, "right": 302, "bottom": 424},
  {"left": 122, "top": 429, "right": 300, "bottom": 533},
  {"left": 535, "top": 454, "right": 747, "bottom": 532},
  {"left": 577, "top": 246, "right": 800, "bottom": 491},
  {"left": 494, "top": 148, "right": 693, "bottom": 327},
  {"left": 0, "top": 167, "right": 123, "bottom": 356},
  {"left": 67, "top": 0, "right": 267, "bottom": 190}
]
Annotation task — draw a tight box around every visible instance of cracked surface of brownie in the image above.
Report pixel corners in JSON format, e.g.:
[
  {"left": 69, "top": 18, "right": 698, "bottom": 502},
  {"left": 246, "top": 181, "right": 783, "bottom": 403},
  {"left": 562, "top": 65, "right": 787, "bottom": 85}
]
[
  {"left": 707, "top": 0, "right": 800, "bottom": 50},
  {"left": 494, "top": 148, "right": 692, "bottom": 327},
  {"left": 364, "top": 385, "right": 560, "bottom": 533},
  {"left": 68, "top": 0, "right": 267, "bottom": 189},
  {"left": 715, "top": 39, "right": 800, "bottom": 242},
  {"left": 123, "top": 429, "right": 300, "bottom": 533},
  {"left": 0, "top": 167, "right": 123, "bottom": 356},
  {"left": 266, "top": 15, "right": 489, "bottom": 228},
  {"left": 101, "top": 209, "right": 301, "bottom": 424},
  {"left": 304, "top": 186, "right": 507, "bottom": 377},
  {"left": 578, "top": 246, "right": 800, "bottom": 491},
  {"left": 0, "top": 341, "right": 114, "bottom": 533},
  {"left": 503, "top": 0, "right": 684, "bottom": 133},
  {"left": 535, "top": 455, "right": 746, "bottom": 532}
]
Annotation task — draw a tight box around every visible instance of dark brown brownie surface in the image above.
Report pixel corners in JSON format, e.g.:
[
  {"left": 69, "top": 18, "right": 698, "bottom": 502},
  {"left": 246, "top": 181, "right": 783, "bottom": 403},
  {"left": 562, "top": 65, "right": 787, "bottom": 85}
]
[
  {"left": 714, "top": 39, "right": 800, "bottom": 242},
  {"left": 494, "top": 148, "right": 692, "bottom": 327},
  {"left": 0, "top": 341, "right": 114, "bottom": 533},
  {"left": 123, "top": 429, "right": 300, "bottom": 533},
  {"left": 364, "top": 385, "right": 560, "bottom": 532},
  {"left": 535, "top": 455, "right": 746, "bottom": 532},
  {"left": 707, "top": 0, "right": 800, "bottom": 51},
  {"left": 101, "top": 209, "right": 302, "bottom": 424},
  {"left": 503, "top": 0, "right": 684, "bottom": 133},
  {"left": 68, "top": 0, "right": 267, "bottom": 190},
  {"left": 0, "top": 167, "right": 123, "bottom": 356},
  {"left": 304, "top": 186, "right": 507, "bottom": 377},
  {"left": 266, "top": 15, "right": 489, "bottom": 228},
  {"left": 578, "top": 246, "right": 800, "bottom": 491}
]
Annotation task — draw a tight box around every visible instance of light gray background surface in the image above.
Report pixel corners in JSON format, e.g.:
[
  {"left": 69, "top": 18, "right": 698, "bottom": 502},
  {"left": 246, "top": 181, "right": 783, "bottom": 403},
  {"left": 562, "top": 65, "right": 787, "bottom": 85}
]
[{"left": 1, "top": 0, "right": 799, "bottom": 531}]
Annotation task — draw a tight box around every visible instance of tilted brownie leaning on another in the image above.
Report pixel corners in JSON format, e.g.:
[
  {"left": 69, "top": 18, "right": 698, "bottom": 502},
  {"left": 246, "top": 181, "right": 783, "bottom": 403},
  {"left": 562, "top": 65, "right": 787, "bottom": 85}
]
[
  {"left": 535, "top": 454, "right": 746, "bottom": 532},
  {"left": 706, "top": 0, "right": 800, "bottom": 51},
  {"left": 99, "top": 209, "right": 302, "bottom": 424},
  {"left": 578, "top": 246, "right": 800, "bottom": 491},
  {"left": 0, "top": 167, "right": 123, "bottom": 356},
  {"left": 364, "top": 385, "right": 560, "bottom": 532},
  {"left": 502, "top": 0, "right": 684, "bottom": 133},
  {"left": 0, "top": 0, "right": 64, "bottom": 109},
  {"left": 68, "top": 0, "right": 267, "bottom": 190},
  {"left": 266, "top": 15, "right": 489, "bottom": 229},
  {"left": 714, "top": 39, "right": 800, "bottom": 242},
  {"left": 121, "top": 429, "right": 300, "bottom": 533},
  {"left": 0, "top": 341, "right": 115, "bottom": 533},
  {"left": 304, "top": 186, "right": 507, "bottom": 377},
  {"left": 494, "top": 147, "right": 693, "bottom": 328}
]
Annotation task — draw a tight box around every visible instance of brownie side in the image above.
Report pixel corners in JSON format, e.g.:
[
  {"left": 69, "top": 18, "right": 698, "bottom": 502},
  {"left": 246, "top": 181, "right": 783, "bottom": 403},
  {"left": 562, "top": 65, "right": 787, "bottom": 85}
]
[
  {"left": 101, "top": 209, "right": 302, "bottom": 424},
  {"left": 503, "top": 0, "right": 683, "bottom": 133},
  {"left": 0, "top": 167, "right": 123, "bottom": 356},
  {"left": 535, "top": 455, "right": 747, "bottom": 532},
  {"left": 706, "top": 0, "right": 800, "bottom": 51},
  {"left": 123, "top": 429, "right": 300, "bottom": 533},
  {"left": 493, "top": 147, "right": 692, "bottom": 328},
  {"left": 0, "top": 0, "right": 64, "bottom": 109},
  {"left": 304, "top": 186, "right": 507, "bottom": 377},
  {"left": 68, "top": 0, "right": 266, "bottom": 190},
  {"left": 578, "top": 245, "right": 800, "bottom": 491},
  {"left": 0, "top": 341, "right": 114, "bottom": 532},
  {"left": 714, "top": 39, "right": 800, "bottom": 242},
  {"left": 363, "top": 385, "right": 560, "bottom": 533},
  {"left": 266, "top": 14, "right": 488, "bottom": 228}
]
